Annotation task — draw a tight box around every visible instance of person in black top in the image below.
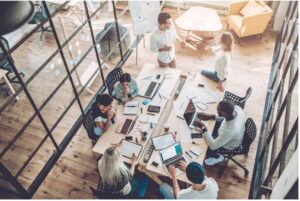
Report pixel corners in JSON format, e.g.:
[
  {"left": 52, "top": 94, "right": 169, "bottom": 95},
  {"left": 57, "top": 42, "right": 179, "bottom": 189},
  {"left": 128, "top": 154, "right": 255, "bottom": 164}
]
[{"left": 91, "top": 94, "right": 115, "bottom": 137}]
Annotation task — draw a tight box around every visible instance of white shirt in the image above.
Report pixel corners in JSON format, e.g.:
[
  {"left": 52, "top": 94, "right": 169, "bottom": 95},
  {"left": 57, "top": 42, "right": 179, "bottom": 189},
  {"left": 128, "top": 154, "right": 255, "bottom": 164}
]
[
  {"left": 150, "top": 26, "right": 176, "bottom": 63},
  {"left": 214, "top": 50, "right": 232, "bottom": 81},
  {"left": 177, "top": 178, "right": 219, "bottom": 199},
  {"left": 204, "top": 105, "right": 245, "bottom": 150}
]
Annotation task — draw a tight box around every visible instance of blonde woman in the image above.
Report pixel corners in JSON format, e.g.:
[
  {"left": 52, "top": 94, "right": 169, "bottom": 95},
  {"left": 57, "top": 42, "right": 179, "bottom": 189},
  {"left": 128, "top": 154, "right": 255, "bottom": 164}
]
[
  {"left": 201, "top": 32, "right": 234, "bottom": 92},
  {"left": 97, "top": 146, "right": 149, "bottom": 198}
]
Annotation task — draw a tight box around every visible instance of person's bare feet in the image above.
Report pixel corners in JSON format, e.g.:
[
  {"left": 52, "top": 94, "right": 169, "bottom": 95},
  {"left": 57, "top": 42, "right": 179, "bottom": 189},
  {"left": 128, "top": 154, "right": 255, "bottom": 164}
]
[{"left": 216, "top": 84, "right": 225, "bottom": 92}]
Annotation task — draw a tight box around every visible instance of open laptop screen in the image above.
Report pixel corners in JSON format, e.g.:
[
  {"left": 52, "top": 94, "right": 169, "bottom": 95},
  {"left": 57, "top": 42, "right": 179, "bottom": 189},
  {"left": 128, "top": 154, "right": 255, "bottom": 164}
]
[
  {"left": 152, "top": 133, "right": 176, "bottom": 150},
  {"left": 160, "top": 143, "right": 182, "bottom": 162}
]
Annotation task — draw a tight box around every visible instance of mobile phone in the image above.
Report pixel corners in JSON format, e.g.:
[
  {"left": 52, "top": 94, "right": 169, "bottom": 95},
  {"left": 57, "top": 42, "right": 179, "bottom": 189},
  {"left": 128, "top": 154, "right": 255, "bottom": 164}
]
[
  {"left": 191, "top": 133, "right": 203, "bottom": 138},
  {"left": 156, "top": 74, "right": 161, "bottom": 80},
  {"left": 125, "top": 136, "right": 133, "bottom": 141},
  {"left": 198, "top": 84, "right": 204, "bottom": 87},
  {"left": 151, "top": 161, "right": 159, "bottom": 167},
  {"left": 147, "top": 105, "right": 161, "bottom": 113}
]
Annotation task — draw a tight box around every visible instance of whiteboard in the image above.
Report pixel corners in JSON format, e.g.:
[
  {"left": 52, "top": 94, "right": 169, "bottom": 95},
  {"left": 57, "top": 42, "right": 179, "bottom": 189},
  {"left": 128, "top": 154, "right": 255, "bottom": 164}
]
[{"left": 128, "top": 1, "right": 160, "bottom": 35}]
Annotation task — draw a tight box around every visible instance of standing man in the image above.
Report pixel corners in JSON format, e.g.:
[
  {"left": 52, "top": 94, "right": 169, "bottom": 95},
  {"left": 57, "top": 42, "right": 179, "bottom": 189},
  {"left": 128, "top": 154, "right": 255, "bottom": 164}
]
[{"left": 150, "top": 12, "right": 185, "bottom": 68}]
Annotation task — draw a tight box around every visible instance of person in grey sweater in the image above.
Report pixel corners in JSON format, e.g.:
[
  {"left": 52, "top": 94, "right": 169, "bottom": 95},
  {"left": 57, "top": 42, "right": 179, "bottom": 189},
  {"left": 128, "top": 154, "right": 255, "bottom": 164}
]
[{"left": 194, "top": 100, "right": 245, "bottom": 166}]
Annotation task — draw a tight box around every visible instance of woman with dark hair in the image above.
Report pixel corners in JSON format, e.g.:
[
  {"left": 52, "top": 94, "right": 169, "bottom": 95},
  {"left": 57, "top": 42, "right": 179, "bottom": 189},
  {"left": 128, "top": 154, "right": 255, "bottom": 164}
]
[
  {"left": 114, "top": 73, "right": 139, "bottom": 103},
  {"left": 91, "top": 93, "right": 115, "bottom": 137}
]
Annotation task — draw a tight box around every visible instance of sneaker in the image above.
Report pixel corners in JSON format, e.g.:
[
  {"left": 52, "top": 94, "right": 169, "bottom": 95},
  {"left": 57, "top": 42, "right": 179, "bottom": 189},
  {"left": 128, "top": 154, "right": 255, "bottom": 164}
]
[{"left": 204, "top": 154, "right": 224, "bottom": 166}]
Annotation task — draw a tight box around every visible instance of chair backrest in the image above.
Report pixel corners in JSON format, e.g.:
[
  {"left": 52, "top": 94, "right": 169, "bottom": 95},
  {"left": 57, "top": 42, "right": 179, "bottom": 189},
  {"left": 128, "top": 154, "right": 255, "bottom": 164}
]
[
  {"left": 242, "top": 118, "right": 256, "bottom": 154},
  {"left": 83, "top": 109, "right": 97, "bottom": 141},
  {"left": 105, "top": 67, "right": 123, "bottom": 96},
  {"left": 240, "top": 87, "right": 252, "bottom": 109},
  {"left": 0, "top": 37, "right": 10, "bottom": 69},
  {"left": 90, "top": 187, "right": 125, "bottom": 199},
  {"left": 223, "top": 87, "right": 252, "bottom": 109}
]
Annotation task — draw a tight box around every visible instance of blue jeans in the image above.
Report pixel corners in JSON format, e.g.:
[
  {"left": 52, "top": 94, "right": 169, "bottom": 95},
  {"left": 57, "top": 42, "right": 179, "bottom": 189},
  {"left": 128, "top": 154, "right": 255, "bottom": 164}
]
[
  {"left": 205, "top": 118, "right": 230, "bottom": 159},
  {"left": 129, "top": 172, "right": 149, "bottom": 198},
  {"left": 159, "top": 183, "right": 175, "bottom": 199},
  {"left": 201, "top": 70, "right": 220, "bottom": 83}
]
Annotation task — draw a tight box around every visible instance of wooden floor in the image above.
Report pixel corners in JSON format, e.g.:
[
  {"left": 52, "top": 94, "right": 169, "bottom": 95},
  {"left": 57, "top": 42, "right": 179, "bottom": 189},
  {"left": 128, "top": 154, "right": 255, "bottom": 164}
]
[{"left": 0, "top": 4, "right": 277, "bottom": 199}]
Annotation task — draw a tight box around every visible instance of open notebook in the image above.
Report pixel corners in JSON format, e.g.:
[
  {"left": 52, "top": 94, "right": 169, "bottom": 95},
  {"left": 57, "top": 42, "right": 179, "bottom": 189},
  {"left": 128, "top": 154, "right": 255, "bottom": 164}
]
[{"left": 124, "top": 101, "right": 139, "bottom": 115}]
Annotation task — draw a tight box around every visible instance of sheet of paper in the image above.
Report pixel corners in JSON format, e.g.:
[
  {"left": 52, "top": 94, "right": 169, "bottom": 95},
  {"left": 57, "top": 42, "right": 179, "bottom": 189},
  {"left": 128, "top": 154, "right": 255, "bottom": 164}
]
[
  {"left": 179, "top": 125, "right": 192, "bottom": 143},
  {"left": 173, "top": 98, "right": 188, "bottom": 118},
  {"left": 120, "top": 140, "right": 142, "bottom": 159}
]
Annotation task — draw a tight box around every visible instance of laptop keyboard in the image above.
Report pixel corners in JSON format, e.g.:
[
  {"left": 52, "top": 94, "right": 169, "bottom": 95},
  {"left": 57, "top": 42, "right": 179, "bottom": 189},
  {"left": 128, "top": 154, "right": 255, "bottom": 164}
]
[
  {"left": 145, "top": 82, "right": 157, "bottom": 97},
  {"left": 166, "top": 156, "right": 186, "bottom": 168},
  {"left": 121, "top": 119, "right": 133, "bottom": 134}
]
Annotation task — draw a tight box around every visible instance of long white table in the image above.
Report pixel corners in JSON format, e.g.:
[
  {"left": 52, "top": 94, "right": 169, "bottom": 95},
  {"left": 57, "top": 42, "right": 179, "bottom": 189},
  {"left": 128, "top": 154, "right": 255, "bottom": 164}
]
[
  {"left": 92, "top": 63, "right": 181, "bottom": 164},
  {"left": 145, "top": 73, "right": 223, "bottom": 183}
]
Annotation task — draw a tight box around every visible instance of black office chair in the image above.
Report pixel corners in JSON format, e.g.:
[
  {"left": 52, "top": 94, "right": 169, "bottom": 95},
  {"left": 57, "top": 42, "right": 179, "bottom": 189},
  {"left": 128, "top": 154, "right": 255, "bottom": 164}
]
[
  {"left": 219, "top": 118, "right": 256, "bottom": 177},
  {"left": 0, "top": 37, "right": 24, "bottom": 94},
  {"left": 82, "top": 109, "right": 99, "bottom": 145},
  {"left": 28, "top": 4, "right": 52, "bottom": 39},
  {"left": 105, "top": 67, "right": 123, "bottom": 101},
  {"left": 223, "top": 87, "right": 252, "bottom": 109}
]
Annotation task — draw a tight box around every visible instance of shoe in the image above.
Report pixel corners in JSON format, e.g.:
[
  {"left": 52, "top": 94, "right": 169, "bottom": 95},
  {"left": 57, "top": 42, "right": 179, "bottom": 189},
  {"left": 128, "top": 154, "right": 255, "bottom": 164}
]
[{"left": 204, "top": 154, "right": 224, "bottom": 166}]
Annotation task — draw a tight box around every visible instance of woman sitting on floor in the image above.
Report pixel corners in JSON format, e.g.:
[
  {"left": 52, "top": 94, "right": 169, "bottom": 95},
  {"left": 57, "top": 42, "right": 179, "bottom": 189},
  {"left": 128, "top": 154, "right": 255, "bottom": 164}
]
[{"left": 201, "top": 32, "right": 234, "bottom": 92}]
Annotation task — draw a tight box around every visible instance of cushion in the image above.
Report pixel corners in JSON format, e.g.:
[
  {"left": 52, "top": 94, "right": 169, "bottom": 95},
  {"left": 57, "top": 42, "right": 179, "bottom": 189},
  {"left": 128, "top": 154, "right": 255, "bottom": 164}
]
[
  {"left": 228, "top": 14, "right": 243, "bottom": 35},
  {"left": 240, "top": 1, "right": 267, "bottom": 17}
]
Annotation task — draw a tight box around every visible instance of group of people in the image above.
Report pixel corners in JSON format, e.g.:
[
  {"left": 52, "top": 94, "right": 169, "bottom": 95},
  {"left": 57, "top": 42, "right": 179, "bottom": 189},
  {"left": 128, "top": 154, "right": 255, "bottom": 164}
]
[
  {"left": 90, "top": 11, "right": 246, "bottom": 199},
  {"left": 150, "top": 12, "right": 234, "bottom": 92}
]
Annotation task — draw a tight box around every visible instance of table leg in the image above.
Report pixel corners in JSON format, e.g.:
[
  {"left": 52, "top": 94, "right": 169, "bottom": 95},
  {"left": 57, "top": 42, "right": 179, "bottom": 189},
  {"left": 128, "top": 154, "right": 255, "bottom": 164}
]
[{"left": 3, "top": 75, "right": 19, "bottom": 101}]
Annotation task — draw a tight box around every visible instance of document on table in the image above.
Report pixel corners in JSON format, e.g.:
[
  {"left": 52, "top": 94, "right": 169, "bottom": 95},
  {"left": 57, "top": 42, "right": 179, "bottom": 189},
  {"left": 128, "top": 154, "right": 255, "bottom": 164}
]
[
  {"left": 173, "top": 97, "right": 188, "bottom": 118},
  {"left": 180, "top": 125, "right": 192, "bottom": 143},
  {"left": 124, "top": 101, "right": 139, "bottom": 115},
  {"left": 199, "top": 88, "right": 218, "bottom": 104},
  {"left": 120, "top": 140, "right": 142, "bottom": 159}
]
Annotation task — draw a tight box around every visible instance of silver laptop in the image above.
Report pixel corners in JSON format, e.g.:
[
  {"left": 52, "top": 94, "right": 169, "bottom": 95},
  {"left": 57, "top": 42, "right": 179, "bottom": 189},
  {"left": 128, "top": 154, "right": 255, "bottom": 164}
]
[{"left": 159, "top": 143, "right": 188, "bottom": 176}]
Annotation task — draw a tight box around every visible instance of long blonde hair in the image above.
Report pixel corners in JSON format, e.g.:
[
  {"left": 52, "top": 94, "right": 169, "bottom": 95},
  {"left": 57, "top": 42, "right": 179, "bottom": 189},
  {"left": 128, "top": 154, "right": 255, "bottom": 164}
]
[
  {"left": 220, "top": 32, "right": 234, "bottom": 52},
  {"left": 98, "top": 146, "right": 130, "bottom": 188}
]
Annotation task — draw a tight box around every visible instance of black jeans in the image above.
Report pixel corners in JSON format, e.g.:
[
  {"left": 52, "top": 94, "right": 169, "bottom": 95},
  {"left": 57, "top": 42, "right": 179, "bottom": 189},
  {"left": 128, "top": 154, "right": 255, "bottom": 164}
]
[{"left": 205, "top": 118, "right": 229, "bottom": 159}]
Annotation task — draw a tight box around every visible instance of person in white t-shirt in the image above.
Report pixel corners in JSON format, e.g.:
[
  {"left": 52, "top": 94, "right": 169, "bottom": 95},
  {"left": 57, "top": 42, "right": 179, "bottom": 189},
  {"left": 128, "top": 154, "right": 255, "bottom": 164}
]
[
  {"left": 194, "top": 100, "right": 246, "bottom": 166},
  {"left": 150, "top": 12, "right": 185, "bottom": 68},
  {"left": 200, "top": 32, "right": 234, "bottom": 92},
  {"left": 159, "top": 161, "right": 219, "bottom": 199}
]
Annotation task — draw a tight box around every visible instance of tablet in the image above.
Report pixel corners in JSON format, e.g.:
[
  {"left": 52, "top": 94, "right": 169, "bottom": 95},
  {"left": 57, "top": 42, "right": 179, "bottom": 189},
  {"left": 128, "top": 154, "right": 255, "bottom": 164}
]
[
  {"left": 151, "top": 133, "right": 176, "bottom": 151},
  {"left": 120, "top": 140, "right": 143, "bottom": 159}
]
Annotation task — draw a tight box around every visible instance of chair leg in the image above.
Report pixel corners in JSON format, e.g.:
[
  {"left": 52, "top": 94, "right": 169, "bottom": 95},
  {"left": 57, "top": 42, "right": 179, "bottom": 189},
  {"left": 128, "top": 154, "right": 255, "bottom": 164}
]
[
  {"left": 219, "top": 157, "right": 230, "bottom": 177},
  {"left": 230, "top": 157, "right": 249, "bottom": 176}
]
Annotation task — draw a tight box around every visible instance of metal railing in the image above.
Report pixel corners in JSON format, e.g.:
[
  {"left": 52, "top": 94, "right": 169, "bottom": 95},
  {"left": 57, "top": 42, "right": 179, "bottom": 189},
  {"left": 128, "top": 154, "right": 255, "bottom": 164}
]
[{"left": 249, "top": 1, "right": 298, "bottom": 199}]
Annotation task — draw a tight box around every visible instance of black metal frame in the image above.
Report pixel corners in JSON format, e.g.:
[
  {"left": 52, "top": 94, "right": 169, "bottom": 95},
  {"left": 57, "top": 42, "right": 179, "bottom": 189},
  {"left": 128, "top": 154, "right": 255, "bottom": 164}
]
[
  {"left": 0, "top": 0, "right": 141, "bottom": 198},
  {"left": 249, "top": 1, "right": 298, "bottom": 198}
]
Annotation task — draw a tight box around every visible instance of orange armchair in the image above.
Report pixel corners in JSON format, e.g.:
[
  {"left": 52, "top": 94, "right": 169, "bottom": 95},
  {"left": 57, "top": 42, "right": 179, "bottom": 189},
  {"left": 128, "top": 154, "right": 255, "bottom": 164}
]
[{"left": 227, "top": 0, "right": 273, "bottom": 40}]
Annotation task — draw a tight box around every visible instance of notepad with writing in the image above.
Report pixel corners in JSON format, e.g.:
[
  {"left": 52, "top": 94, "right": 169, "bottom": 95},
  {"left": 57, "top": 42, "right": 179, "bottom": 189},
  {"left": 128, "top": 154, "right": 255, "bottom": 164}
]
[
  {"left": 124, "top": 101, "right": 139, "bottom": 115},
  {"left": 120, "top": 140, "right": 142, "bottom": 159}
]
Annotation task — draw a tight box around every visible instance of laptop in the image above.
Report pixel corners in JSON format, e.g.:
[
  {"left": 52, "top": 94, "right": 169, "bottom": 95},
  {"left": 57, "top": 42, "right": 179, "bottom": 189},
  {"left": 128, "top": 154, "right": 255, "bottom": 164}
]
[
  {"left": 183, "top": 100, "right": 203, "bottom": 131},
  {"left": 151, "top": 133, "right": 176, "bottom": 151},
  {"left": 116, "top": 117, "right": 137, "bottom": 135},
  {"left": 159, "top": 143, "right": 188, "bottom": 176},
  {"left": 139, "top": 80, "right": 160, "bottom": 99}
]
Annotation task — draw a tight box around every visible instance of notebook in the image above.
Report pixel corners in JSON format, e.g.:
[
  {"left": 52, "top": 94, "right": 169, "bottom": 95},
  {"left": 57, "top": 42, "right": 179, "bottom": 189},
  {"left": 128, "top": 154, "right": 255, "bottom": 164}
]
[
  {"left": 123, "top": 101, "right": 139, "bottom": 115},
  {"left": 120, "top": 140, "right": 142, "bottom": 159}
]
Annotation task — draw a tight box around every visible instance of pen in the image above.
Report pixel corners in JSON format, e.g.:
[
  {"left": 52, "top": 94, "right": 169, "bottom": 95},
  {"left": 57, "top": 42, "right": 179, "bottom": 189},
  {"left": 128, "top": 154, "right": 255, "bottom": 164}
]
[
  {"left": 185, "top": 151, "right": 192, "bottom": 159},
  {"left": 147, "top": 113, "right": 155, "bottom": 116}
]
